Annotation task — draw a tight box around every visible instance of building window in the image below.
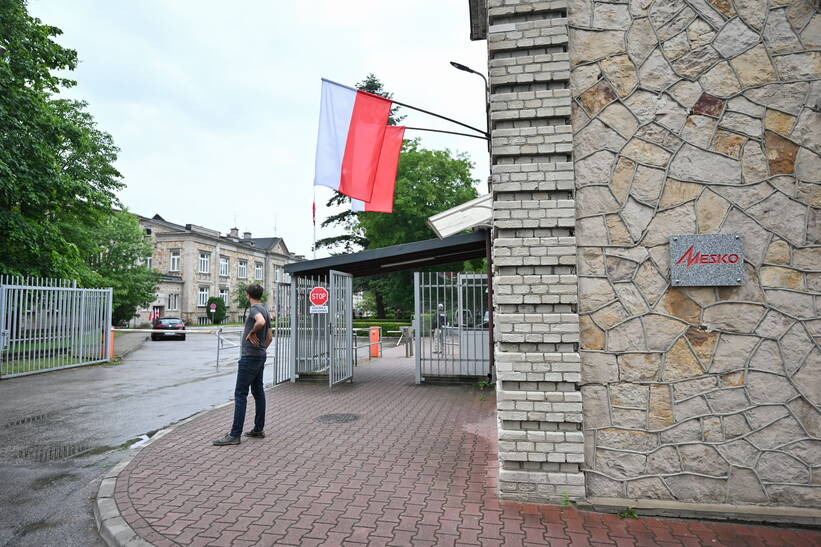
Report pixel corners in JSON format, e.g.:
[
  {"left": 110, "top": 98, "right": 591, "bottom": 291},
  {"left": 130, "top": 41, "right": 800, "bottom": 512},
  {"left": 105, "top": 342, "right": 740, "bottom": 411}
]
[
  {"left": 145, "top": 227, "right": 152, "bottom": 236},
  {"left": 220, "top": 288, "right": 229, "bottom": 305},
  {"left": 145, "top": 256, "right": 153, "bottom": 269},
  {"left": 198, "top": 317, "right": 209, "bottom": 325},
  {"left": 170, "top": 250, "right": 180, "bottom": 272},
  {"left": 274, "top": 266, "right": 281, "bottom": 283},
  {"left": 219, "top": 256, "right": 229, "bottom": 277},
  {"left": 199, "top": 252, "right": 210, "bottom": 274},
  {"left": 238, "top": 260, "right": 247, "bottom": 279},
  {"left": 168, "top": 293, "right": 179, "bottom": 311},
  {"left": 255, "top": 262, "right": 263, "bottom": 281},
  {"left": 197, "top": 287, "right": 209, "bottom": 307}
]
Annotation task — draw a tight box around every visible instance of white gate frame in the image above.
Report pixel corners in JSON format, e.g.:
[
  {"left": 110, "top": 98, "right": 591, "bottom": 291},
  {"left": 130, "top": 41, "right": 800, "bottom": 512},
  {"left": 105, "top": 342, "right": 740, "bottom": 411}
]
[
  {"left": 329, "top": 270, "right": 353, "bottom": 386},
  {"left": 0, "top": 276, "right": 112, "bottom": 378}
]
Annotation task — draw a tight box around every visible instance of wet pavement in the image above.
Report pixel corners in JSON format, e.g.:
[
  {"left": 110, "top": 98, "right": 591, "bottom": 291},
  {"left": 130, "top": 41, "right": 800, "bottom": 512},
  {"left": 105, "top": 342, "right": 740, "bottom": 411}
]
[
  {"left": 109, "top": 346, "right": 821, "bottom": 547},
  {"left": 0, "top": 330, "right": 251, "bottom": 546}
]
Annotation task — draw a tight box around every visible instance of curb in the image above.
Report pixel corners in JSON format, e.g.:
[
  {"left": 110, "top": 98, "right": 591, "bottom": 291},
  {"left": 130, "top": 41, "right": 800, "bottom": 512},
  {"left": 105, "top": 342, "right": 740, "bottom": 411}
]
[{"left": 93, "top": 398, "right": 235, "bottom": 547}]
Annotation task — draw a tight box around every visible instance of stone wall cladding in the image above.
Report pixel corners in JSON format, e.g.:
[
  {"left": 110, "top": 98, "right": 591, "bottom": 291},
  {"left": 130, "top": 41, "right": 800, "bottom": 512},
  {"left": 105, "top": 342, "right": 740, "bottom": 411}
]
[
  {"left": 569, "top": 0, "right": 821, "bottom": 508},
  {"left": 489, "top": 0, "right": 587, "bottom": 503}
]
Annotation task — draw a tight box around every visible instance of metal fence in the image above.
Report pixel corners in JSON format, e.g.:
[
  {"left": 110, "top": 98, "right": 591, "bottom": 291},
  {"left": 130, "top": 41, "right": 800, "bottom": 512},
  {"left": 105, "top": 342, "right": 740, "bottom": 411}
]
[
  {"left": 0, "top": 276, "right": 112, "bottom": 378},
  {"left": 414, "top": 272, "right": 489, "bottom": 383}
]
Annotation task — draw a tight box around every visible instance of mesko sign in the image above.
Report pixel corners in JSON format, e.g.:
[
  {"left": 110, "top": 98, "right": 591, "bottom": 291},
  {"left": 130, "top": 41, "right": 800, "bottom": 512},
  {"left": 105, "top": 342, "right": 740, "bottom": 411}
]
[
  {"left": 675, "top": 245, "right": 741, "bottom": 268},
  {"left": 668, "top": 234, "right": 744, "bottom": 287}
]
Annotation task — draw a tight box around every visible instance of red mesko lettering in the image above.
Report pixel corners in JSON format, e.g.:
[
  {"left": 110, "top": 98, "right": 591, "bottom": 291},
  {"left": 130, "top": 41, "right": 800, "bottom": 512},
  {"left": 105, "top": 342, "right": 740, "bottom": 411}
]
[{"left": 676, "top": 245, "right": 739, "bottom": 269}]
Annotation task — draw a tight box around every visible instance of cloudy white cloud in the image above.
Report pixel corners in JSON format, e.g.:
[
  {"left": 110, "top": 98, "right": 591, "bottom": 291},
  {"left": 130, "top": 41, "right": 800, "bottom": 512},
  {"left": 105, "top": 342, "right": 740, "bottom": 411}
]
[{"left": 29, "top": 1, "right": 489, "bottom": 258}]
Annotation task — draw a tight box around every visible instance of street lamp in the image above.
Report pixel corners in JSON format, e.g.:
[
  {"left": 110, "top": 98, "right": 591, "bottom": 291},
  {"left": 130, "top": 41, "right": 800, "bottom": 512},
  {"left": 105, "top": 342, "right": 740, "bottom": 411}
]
[{"left": 450, "top": 61, "right": 491, "bottom": 190}]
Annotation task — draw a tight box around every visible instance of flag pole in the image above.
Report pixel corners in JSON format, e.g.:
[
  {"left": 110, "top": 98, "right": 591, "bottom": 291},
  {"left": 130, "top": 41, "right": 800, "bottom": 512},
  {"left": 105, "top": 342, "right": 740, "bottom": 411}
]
[
  {"left": 404, "top": 126, "right": 489, "bottom": 140},
  {"left": 312, "top": 187, "right": 317, "bottom": 259},
  {"left": 390, "top": 99, "right": 488, "bottom": 138}
]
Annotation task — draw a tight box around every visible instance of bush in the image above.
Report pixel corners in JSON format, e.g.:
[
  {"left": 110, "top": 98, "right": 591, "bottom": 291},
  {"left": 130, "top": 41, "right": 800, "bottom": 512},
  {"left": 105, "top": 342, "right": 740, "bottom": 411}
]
[{"left": 206, "top": 297, "right": 227, "bottom": 324}]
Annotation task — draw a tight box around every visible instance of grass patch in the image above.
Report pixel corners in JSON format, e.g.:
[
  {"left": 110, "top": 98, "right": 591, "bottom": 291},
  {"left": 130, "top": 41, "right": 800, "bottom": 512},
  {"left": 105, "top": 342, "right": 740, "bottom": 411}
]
[{"left": 618, "top": 507, "right": 639, "bottom": 519}]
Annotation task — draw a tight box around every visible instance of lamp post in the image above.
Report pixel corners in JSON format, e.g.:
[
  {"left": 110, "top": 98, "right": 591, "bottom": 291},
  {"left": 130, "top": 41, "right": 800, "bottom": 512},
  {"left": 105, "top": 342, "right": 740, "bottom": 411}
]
[{"left": 450, "top": 61, "right": 490, "bottom": 159}]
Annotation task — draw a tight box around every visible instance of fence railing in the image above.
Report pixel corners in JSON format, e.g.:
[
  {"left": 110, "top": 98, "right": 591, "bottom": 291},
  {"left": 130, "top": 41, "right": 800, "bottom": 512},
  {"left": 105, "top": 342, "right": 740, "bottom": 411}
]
[{"left": 0, "top": 276, "right": 112, "bottom": 378}]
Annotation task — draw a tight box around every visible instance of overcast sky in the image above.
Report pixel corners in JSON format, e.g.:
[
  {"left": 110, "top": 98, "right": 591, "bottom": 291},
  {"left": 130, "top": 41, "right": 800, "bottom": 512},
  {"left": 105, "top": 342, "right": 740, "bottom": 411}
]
[{"left": 29, "top": 1, "right": 489, "bottom": 258}]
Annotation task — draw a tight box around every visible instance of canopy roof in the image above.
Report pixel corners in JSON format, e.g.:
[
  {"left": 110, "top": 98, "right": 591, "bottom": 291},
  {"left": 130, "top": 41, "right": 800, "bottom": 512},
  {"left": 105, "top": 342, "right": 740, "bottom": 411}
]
[{"left": 284, "top": 231, "right": 487, "bottom": 278}]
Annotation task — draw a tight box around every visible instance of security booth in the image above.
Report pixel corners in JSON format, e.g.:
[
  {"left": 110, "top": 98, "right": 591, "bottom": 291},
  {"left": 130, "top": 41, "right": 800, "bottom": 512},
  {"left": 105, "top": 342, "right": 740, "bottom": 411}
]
[{"left": 279, "top": 230, "right": 491, "bottom": 387}]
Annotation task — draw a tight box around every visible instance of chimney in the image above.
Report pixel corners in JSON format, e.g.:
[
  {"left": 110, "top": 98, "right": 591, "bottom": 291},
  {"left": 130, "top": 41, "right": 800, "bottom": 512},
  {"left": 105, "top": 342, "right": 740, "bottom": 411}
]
[
  {"left": 243, "top": 231, "right": 252, "bottom": 239},
  {"left": 229, "top": 227, "right": 239, "bottom": 238}
]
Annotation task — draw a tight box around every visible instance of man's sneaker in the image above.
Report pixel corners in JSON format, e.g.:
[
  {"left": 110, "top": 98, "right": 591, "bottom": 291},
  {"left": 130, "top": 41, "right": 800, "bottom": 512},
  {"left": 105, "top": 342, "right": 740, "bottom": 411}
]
[
  {"left": 212, "top": 434, "right": 240, "bottom": 446},
  {"left": 245, "top": 430, "right": 265, "bottom": 438}
]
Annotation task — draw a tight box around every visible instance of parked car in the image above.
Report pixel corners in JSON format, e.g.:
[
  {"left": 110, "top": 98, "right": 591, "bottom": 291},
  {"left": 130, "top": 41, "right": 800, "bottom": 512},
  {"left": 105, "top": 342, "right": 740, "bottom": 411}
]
[{"left": 151, "top": 317, "right": 186, "bottom": 341}]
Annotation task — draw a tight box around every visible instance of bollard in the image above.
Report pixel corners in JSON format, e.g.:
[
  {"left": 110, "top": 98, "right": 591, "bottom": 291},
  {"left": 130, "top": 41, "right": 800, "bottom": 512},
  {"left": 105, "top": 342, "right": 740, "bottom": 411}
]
[
  {"left": 369, "top": 327, "right": 380, "bottom": 358},
  {"left": 109, "top": 327, "right": 115, "bottom": 359}
]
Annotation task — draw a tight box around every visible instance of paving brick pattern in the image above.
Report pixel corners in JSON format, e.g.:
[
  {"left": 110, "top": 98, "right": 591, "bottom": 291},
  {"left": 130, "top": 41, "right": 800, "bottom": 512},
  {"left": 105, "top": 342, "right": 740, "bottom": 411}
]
[{"left": 113, "top": 348, "right": 821, "bottom": 546}]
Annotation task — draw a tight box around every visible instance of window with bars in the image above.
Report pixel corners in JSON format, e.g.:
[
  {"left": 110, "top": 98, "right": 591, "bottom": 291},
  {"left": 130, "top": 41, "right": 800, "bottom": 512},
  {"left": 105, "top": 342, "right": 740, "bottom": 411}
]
[
  {"left": 199, "top": 252, "right": 210, "bottom": 274},
  {"left": 170, "top": 250, "right": 180, "bottom": 272},
  {"left": 197, "top": 287, "right": 209, "bottom": 307}
]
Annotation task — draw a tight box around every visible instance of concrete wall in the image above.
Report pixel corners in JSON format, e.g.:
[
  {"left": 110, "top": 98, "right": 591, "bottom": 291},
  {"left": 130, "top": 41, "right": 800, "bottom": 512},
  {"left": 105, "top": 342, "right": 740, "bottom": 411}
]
[
  {"left": 568, "top": 0, "right": 821, "bottom": 508},
  {"left": 488, "top": 0, "right": 586, "bottom": 503}
]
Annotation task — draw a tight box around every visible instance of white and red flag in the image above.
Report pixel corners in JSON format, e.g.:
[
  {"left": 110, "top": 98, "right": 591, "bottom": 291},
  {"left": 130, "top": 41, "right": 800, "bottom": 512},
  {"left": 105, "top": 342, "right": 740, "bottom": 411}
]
[
  {"left": 351, "top": 126, "right": 405, "bottom": 213},
  {"left": 313, "top": 79, "right": 393, "bottom": 202}
]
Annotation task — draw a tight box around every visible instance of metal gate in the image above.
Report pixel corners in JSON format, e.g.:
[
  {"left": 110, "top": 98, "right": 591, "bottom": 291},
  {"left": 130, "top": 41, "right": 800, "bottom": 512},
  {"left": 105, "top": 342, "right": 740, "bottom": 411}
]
[
  {"left": 413, "top": 272, "right": 489, "bottom": 383},
  {"left": 291, "top": 274, "right": 330, "bottom": 377},
  {"left": 272, "top": 281, "right": 292, "bottom": 384},
  {"left": 329, "top": 270, "right": 353, "bottom": 386},
  {"left": 0, "top": 276, "right": 112, "bottom": 378}
]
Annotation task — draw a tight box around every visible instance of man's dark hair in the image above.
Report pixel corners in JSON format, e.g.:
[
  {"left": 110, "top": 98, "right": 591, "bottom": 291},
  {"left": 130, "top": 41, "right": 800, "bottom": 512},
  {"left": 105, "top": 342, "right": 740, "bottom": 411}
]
[{"left": 246, "top": 283, "right": 264, "bottom": 300}]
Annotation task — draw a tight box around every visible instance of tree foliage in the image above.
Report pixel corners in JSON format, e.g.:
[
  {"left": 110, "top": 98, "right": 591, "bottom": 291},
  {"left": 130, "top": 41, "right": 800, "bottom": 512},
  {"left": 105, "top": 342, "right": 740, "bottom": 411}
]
[
  {"left": 85, "top": 212, "right": 158, "bottom": 325},
  {"left": 206, "top": 296, "right": 227, "bottom": 325},
  {"left": 0, "top": 0, "right": 123, "bottom": 280},
  {"left": 233, "top": 282, "right": 268, "bottom": 319}
]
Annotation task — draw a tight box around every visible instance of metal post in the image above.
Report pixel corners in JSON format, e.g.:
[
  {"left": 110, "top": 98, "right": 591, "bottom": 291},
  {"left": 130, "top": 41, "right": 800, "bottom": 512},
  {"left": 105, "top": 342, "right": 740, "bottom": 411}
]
[
  {"left": 106, "top": 287, "right": 113, "bottom": 361},
  {"left": 414, "top": 272, "right": 422, "bottom": 384},
  {"left": 486, "top": 231, "right": 494, "bottom": 381},
  {"left": 216, "top": 326, "right": 222, "bottom": 367},
  {"left": 289, "top": 280, "right": 297, "bottom": 381}
]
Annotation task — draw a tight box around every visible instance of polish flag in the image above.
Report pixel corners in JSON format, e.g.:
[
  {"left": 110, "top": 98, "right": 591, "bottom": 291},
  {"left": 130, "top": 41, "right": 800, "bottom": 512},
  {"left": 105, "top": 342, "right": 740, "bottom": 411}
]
[
  {"left": 352, "top": 126, "right": 405, "bottom": 213},
  {"left": 314, "top": 79, "right": 393, "bottom": 202}
]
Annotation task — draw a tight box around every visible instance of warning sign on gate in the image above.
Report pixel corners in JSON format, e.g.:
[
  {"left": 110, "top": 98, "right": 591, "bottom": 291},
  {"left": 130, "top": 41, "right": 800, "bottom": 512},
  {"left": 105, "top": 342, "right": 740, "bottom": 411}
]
[{"left": 309, "top": 286, "right": 329, "bottom": 314}]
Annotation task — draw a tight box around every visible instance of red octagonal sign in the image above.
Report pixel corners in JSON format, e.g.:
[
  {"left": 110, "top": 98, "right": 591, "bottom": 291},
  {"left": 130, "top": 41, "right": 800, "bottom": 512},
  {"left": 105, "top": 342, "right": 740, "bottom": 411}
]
[{"left": 309, "top": 287, "right": 329, "bottom": 307}]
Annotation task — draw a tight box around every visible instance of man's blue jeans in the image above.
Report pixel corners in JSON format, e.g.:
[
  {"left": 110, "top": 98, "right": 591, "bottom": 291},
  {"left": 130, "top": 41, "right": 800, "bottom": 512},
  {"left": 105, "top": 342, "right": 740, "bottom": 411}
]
[{"left": 229, "top": 355, "right": 266, "bottom": 438}]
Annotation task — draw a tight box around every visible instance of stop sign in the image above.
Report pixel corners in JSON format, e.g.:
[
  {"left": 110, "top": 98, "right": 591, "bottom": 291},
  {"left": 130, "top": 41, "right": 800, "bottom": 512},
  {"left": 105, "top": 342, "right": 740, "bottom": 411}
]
[{"left": 309, "top": 287, "right": 329, "bottom": 306}]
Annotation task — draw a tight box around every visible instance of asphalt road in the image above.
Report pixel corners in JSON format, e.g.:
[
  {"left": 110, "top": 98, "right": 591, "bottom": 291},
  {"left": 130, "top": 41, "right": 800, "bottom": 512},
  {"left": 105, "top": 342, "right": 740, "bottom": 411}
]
[{"left": 0, "top": 330, "right": 264, "bottom": 547}]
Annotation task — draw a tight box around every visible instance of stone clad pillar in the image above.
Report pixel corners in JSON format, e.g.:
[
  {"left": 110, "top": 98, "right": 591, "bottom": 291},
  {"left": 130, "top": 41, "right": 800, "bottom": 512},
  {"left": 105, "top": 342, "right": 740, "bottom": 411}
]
[
  {"left": 568, "top": 0, "right": 821, "bottom": 515},
  {"left": 488, "top": 0, "right": 586, "bottom": 502}
]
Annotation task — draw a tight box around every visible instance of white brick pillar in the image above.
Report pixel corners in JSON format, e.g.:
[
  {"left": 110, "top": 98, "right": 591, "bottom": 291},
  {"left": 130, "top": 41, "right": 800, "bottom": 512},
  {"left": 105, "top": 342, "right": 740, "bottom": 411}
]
[{"left": 488, "top": 0, "right": 585, "bottom": 503}]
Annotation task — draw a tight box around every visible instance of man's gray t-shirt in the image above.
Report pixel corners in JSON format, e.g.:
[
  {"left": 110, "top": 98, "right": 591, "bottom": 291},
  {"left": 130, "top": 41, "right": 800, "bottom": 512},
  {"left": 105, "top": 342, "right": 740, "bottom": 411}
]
[{"left": 241, "top": 304, "right": 271, "bottom": 357}]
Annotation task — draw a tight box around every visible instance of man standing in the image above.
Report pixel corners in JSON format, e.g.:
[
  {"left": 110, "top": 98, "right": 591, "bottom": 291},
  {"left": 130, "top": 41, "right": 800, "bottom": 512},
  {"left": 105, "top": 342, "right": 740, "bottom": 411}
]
[{"left": 213, "top": 283, "right": 272, "bottom": 446}]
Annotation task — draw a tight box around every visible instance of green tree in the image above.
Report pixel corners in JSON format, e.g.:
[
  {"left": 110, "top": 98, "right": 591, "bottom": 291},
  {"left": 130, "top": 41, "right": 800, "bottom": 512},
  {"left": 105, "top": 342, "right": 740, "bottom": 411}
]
[
  {"left": 233, "top": 282, "right": 268, "bottom": 319},
  {"left": 0, "top": 0, "right": 123, "bottom": 279},
  {"left": 206, "top": 296, "right": 227, "bottom": 325},
  {"left": 358, "top": 139, "right": 480, "bottom": 315},
  {"left": 84, "top": 212, "right": 158, "bottom": 325}
]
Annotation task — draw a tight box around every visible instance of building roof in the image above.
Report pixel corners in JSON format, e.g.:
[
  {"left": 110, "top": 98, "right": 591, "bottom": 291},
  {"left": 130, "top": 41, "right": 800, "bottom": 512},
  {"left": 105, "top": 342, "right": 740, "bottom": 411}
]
[
  {"left": 134, "top": 213, "right": 299, "bottom": 260},
  {"left": 427, "top": 194, "right": 492, "bottom": 239},
  {"left": 240, "top": 237, "right": 289, "bottom": 256},
  {"left": 284, "top": 231, "right": 487, "bottom": 278}
]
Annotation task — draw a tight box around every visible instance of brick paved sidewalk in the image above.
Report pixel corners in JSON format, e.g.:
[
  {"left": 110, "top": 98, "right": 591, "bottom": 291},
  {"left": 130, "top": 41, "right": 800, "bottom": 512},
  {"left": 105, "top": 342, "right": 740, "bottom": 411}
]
[{"left": 110, "top": 347, "right": 821, "bottom": 546}]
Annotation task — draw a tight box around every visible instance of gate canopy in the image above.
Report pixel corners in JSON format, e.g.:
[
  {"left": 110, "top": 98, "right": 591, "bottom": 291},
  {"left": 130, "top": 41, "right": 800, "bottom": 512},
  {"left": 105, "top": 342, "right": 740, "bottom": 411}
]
[{"left": 285, "top": 230, "right": 487, "bottom": 278}]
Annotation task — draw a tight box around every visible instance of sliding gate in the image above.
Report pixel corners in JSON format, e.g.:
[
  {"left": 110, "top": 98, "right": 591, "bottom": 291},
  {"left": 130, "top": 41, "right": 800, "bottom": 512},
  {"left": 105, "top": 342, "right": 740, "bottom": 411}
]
[{"left": 272, "top": 270, "right": 353, "bottom": 387}]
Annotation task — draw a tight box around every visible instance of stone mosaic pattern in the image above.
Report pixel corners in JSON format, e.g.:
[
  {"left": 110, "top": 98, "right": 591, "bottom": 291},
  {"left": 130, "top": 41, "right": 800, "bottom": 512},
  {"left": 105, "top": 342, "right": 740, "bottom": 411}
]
[
  {"left": 488, "top": 0, "right": 587, "bottom": 503},
  {"left": 569, "top": 0, "right": 821, "bottom": 507}
]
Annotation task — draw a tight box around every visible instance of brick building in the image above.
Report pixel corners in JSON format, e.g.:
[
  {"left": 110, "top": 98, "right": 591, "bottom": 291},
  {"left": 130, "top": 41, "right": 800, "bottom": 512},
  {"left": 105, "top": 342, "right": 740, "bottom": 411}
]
[
  {"left": 133, "top": 213, "right": 302, "bottom": 325},
  {"left": 471, "top": 0, "right": 820, "bottom": 522}
]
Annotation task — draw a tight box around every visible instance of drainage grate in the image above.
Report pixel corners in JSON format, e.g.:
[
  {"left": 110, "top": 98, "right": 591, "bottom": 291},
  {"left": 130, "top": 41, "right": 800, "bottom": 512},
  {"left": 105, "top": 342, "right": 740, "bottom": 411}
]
[
  {"left": 315, "top": 413, "right": 359, "bottom": 424},
  {"left": 0, "top": 443, "right": 95, "bottom": 463},
  {"left": 4, "top": 411, "right": 58, "bottom": 428}
]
